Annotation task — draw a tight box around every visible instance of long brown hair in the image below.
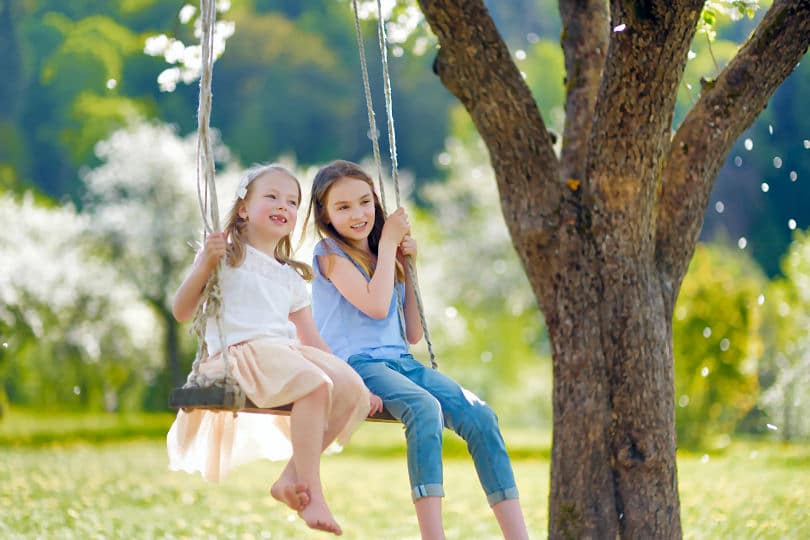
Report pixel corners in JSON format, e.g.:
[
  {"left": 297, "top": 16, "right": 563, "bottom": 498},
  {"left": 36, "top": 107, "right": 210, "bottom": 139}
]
[
  {"left": 224, "top": 163, "right": 313, "bottom": 281},
  {"left": 304, "top": 159, "right": 403, "bottom": 281}
]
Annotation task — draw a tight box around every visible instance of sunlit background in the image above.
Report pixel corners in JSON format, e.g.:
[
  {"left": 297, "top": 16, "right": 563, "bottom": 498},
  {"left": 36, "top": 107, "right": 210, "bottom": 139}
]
[{"left": 1, "top": 1, "right": 808, "bottom": 538}]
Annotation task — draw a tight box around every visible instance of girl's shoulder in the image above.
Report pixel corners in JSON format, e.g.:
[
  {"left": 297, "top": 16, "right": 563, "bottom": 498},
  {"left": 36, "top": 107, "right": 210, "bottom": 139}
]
[
  {"left": 314, "top": 237, "right": 344, "bottom": 257},
  {"left": 313, "top": 238, "right": 373, "bottom": 281},
  {"left": 313, "top": 238, "right": 343, "bottom": 280}
]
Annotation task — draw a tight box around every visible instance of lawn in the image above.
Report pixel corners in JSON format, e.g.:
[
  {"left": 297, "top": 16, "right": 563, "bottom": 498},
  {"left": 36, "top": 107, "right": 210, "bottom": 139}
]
[{"left": 0, "top": 411, "right": 808, "bottom": 539}]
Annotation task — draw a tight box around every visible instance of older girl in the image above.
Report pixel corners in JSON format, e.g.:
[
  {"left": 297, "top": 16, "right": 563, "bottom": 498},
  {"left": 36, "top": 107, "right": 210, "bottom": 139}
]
[{"left": 306, "top": 160, "right": 528, "bottom": 539}]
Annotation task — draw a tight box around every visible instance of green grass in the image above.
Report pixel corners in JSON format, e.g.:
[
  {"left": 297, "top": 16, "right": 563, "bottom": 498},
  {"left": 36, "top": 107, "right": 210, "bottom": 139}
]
[
  {"left": 0, "top": 410, "right": 808, "bottom": 539},
  {"left": 678, "top": 441, "right": 810, "bottom": 540},
  {"left": 0, "top": 409, "right": 176, "bottom": 446},
  {"left": 0, "top": 430, "right": 549, "bottom": 539}
]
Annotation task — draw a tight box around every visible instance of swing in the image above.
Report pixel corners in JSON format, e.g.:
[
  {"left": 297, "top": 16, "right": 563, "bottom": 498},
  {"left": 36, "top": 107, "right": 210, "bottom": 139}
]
[{"left": 169, "top": 0, "right": 436, "bottom": 423}]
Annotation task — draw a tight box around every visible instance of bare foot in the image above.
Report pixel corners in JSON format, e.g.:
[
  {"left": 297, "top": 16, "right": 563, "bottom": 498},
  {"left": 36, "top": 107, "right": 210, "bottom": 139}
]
[
  {"left": 271, "top": 480, "right": 311, "bottom": 511},
  {"left": 299, "top": 498, "right": 342, "bottom": 536}
]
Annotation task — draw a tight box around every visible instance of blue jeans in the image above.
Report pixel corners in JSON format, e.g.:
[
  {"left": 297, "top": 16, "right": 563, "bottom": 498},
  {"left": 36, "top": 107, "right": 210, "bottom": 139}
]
[{"left": 348, "top": 353, "right": 519, "bottom": 505}]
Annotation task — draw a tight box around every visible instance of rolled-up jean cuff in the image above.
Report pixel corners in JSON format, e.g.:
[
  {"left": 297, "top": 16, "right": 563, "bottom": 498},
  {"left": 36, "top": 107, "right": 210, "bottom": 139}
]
[
  {"left": 487, "top": 486, "right": 520, "bottom": 506},
  {"left": 411, "top": 483, "right": 444, "bottom": 501}
]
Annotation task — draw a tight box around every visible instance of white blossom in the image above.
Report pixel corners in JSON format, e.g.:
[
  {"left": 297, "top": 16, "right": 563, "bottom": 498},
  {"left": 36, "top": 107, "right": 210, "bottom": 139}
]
[{"left": 0, "top": 193, "right": 159, "bottom": 370}]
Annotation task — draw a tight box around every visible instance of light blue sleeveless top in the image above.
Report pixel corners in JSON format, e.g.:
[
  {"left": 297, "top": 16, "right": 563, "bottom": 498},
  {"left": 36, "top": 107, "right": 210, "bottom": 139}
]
[{"left": 312, "top": 238, "right": 407, "bottom": 361}]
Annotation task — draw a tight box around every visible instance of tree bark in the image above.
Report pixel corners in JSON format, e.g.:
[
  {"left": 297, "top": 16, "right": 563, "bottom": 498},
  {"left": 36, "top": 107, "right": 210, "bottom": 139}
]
[
  {"left": 146, "top": 296, "right": 182, "bottom": 390},
  {"left": 558, "top": 0, "right": 608, "bottom": 183},
  {"left": 417, "top": 0, "right": 810, "bottom": 538}
]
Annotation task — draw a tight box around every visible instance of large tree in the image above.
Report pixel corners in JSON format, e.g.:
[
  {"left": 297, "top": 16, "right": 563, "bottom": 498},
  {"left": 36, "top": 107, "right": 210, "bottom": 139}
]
[{"left": 416, "top": 0, "right": 809, "bottom": 538}]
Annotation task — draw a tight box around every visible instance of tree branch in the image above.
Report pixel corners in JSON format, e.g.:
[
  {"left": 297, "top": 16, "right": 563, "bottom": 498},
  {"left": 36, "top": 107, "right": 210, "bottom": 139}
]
[
  {"left": 558, "top": 0, "right": 609, "bottom": 184},
  {"left": 417, "top": 0, "right": 562, "bottom": 247},
  {"left": 656, "top": 0, "right": 810, "bottom": 293},
  {"left": 587, "top": 0, "right": 703, "bottom": 254}
]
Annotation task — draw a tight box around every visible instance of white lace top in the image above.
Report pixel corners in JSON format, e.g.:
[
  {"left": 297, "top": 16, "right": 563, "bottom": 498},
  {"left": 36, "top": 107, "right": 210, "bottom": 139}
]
[{"left": 204, "top": 244, "right": 310, "bottom": 355}]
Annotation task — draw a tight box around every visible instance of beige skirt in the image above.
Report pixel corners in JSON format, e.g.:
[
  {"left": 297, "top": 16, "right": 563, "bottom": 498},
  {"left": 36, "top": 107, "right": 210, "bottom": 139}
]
[{"left": 167, "top": 339, "right": 370, "bottom": 482}]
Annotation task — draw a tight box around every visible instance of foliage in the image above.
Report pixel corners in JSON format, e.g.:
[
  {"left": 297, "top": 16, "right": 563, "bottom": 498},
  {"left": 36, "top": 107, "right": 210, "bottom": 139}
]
[
  {"left": 0, "top": 193, "right": 159, "bottom": 411},
  {"left": 142, "top": 0, "right": 453, "bottom": 181},
  {"left": 82, "top": 120, "right": 234, "bottom": 309},
  {"left": 81, "top": 120, "right": 241, "bottom": 393},
  {"left": 5, "top": 0, "right": 455, "bottom": 198},
  {"left": 520, "top": 39, "right": 566, "bottom": 135},
  {"left": 683, "top": 0, "right": 810, "bottom": 277},
  {"left": 143, "top": 1, "right": 235, "bottom": 92},
  {"left": 677, "top": 34, "right": 740, "bottom": 122},
  {"left": 0, "top": 0, "right": 807, "bottom": 436},
  {"left": 18, "top": 11, "right": 150, "bottom": 192},
  {"left": 759, "top": 230, "right": 810, "bottom": 441},
  {"left": 697, "top": 0, "right": 760, "bottom": 42},
  {"left": 450, "top": 36, "right": 566, "bottom": 146},
  {"left": 673, "top": 243, "right": 765, "bottom": 448},
  {"left": 3, "top": 0, "right": 807, "bottom": 264}
]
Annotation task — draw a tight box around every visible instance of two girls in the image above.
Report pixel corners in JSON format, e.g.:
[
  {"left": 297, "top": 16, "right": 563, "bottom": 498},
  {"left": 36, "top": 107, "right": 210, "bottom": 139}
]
[{"left": 168, "top": 164, "right": 381, "bottom": 536}]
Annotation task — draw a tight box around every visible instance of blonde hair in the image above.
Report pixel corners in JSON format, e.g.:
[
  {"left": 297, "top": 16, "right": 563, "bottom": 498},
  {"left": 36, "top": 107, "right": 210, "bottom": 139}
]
[
  {"left": 224, "top": 163, "right": 313, "bottom": 281},
  {"left": 304, "top": 159, "right": 403, "bottom": 282}
]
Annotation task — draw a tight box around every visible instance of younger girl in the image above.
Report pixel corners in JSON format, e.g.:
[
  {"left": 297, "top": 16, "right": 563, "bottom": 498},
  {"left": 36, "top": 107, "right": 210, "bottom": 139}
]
[
  {"left": 306, "top": 160, "right": 529, "bottom": 539},
  {"left": 168, "top": 163, "right": 380, "bottom": 536}
]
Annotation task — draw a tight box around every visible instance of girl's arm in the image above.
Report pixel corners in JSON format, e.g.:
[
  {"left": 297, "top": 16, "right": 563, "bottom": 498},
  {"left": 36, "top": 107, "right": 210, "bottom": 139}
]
[
  {"left": 172, "top": 232, "right": 226, "bottom": 322},
  {"left": 398, "top": 235, "right": 424, "bottom": 344},
  {"left": 290, "top": 306, "right": 332, "bottom": 352},
  {"left": 320, "top": 208, "right": 410, "bottom": 320}
]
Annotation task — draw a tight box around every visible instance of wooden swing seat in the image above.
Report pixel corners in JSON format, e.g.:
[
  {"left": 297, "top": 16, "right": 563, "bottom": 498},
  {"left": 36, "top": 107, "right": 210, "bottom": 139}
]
[{"left": 169, "top": 385, "right": 397, "bottom": 422}]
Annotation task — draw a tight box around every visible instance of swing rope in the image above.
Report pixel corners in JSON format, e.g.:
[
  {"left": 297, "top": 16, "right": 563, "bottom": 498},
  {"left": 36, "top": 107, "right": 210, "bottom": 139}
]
[
  {"left": 350, "top": 0, "right": 437, "bottom": 369},
  {"left": 175, "top": 0, "right": 436, "bottom": 415},
  {"left": 182, "top": 0, "right": 244, "bottom": 410}
]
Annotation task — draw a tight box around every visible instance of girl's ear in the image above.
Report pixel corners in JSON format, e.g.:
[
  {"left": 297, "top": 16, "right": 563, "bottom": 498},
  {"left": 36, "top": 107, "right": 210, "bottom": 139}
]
[{"left": 237, "top": 203, "right": 248, "bottom": 220}]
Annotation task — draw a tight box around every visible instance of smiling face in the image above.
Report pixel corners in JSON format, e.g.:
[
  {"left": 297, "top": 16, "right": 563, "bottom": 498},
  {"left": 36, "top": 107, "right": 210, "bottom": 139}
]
[
  {"left": 238, "top": 170, "right": 300, "bottom": 245},
  {"left": 323, "top": 176, "right": 377, "bottom": 250}
]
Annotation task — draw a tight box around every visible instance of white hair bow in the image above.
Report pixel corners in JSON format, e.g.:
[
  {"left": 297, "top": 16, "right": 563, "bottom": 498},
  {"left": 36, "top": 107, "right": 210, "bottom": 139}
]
[{"left": 236, "top": 176, "right": 250, "bottom": 199}]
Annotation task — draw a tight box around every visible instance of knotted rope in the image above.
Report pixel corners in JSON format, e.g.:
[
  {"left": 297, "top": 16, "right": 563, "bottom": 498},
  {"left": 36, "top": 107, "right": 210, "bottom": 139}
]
[
  {"left": 350, "top": 0, "right": 437, "bottom": 369},
  {"left": 183, "top": 0, "right": 244, "bottom": 410}
]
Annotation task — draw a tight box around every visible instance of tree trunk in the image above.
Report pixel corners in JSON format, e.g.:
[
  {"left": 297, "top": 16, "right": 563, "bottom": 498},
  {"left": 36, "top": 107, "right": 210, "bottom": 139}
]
[
  {"left": 529, "top": 226, "right": 681, "bottom": 538},
  {"left": 149, "top": 298, "right": 182, "bottom": 390},
  {"left": 417, "top": 0, "right": 810, "bottom": 538},
  {"left": 146, "top": 255, "right": 183, "bottom": 390}
]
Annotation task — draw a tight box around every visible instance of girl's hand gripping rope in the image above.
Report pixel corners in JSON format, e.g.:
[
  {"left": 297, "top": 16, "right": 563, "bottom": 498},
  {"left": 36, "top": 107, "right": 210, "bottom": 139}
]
[
  {"left": 380, "top": 207, "right": 410, "bottom": 247},
  {"left": 201, "top": 232, "right": 227, "bottom": 270},
  {"left": 397, "top": 235, "right": 417, "bottom": 264}
]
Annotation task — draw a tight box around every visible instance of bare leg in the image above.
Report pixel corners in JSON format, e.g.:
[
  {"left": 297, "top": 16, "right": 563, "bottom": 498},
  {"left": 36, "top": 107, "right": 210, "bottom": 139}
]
[
  {"left": 271, "top": 370, "right": 362, "bottom": 513},
  {"left": 321, "top": 367, "right": 366, "bottom": 448},
  {"left": 414, "top": 496, "right": 445, "bottom": 540},
  {"left": 290, "top": 383, "right": 342, "bottom": 535},
  {"left": 492, "top": 499, "right": 529, "bottom": 540},
  {"left": 270, "top": 460, "right": 310, "bottom": 511}
]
